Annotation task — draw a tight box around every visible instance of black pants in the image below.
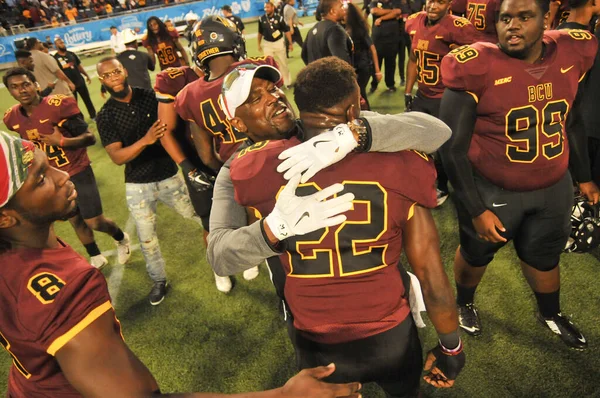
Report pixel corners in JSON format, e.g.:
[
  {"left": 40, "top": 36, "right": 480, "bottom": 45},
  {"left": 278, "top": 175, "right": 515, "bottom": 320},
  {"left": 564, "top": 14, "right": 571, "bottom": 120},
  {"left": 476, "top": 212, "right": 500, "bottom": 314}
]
[
  {"left": 73, "top": 83, "right": 96, "bottom": 119},
  {"left": 356, "top": 65, "right": 371, "bottom": 110},
  {"left": 411, "top": 93, "right": 448, "bottom": 192},
  {"left": 588, "top": 137, "right": 600, "bottom": 186},
  {"left": 286, "top": 27, "right": 303, "bottom": 57},
  {"left": 288, "top": 315, "right": 422, "bottom": 398},
  {"left": 372, "top": 39, "right": 399, "bottom": 90},
  {"left": 398, "top": 32, "right": 411, "bottom": 81}
]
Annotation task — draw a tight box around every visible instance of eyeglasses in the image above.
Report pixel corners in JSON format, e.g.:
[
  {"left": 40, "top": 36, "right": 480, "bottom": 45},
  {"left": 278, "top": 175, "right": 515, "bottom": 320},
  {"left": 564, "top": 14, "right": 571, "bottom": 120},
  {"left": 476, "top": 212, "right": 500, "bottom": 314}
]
[
  {"left": 98, "top": 68, "right": 124, "bottom": 81},
  {"left": 222, "top": 63, "right": 259, "bottom": 92}
]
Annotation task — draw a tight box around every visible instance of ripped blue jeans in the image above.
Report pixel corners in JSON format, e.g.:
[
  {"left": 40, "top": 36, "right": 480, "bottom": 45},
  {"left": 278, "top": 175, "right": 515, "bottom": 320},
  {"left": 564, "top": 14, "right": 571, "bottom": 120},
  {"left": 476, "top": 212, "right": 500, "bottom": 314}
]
[{"left": 125, "top": 174, "right": 202, "bottom": 282}]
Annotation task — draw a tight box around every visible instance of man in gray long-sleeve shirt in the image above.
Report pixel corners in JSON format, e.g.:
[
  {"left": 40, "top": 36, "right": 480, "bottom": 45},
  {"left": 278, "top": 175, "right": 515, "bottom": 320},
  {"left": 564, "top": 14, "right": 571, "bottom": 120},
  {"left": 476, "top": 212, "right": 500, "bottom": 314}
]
[{"left": 208, "top": 109, "right": 451, "bottom": 278}]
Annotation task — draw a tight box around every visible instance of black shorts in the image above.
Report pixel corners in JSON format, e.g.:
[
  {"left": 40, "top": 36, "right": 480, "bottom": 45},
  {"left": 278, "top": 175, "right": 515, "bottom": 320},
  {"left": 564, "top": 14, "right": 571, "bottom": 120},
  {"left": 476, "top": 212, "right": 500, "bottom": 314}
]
[
  {"left": 455, "top": 171, "right": 572, "bottom": 271},
  {"left": 288, "top": 316, "right": 422, "bottom": 398},
  {"left": 70, "top": 166, "right": 103, "bottom": 220},
  {"left": 182, "top": 155, "right": 216, "bottom": 231},
  {"left": 412, "top": 92, "right": 440, "bottom": 118}
]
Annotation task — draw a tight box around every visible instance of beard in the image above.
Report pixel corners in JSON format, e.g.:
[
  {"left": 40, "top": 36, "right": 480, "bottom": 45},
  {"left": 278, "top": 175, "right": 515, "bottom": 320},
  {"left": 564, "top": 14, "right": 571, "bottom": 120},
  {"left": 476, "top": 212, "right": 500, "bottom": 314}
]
[{"left": 103, "top": 79, "right": 131, "bottom": 99}]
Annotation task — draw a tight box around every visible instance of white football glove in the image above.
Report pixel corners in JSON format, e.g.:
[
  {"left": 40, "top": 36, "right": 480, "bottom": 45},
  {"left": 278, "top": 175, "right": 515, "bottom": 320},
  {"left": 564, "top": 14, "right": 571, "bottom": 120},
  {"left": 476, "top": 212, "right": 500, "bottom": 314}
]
[
  {"left": 265, "top": 174, "right": 355, "bottom": 241},
  {"left": 277, "top": 124, "right": 358, "bottom": 183}
]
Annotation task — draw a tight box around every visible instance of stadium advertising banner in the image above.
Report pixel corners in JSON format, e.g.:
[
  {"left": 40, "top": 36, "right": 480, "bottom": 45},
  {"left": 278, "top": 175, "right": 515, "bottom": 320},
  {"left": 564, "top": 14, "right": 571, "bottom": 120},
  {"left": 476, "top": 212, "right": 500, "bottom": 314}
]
[{"left": 0, "top": 0, "right": 263, "bottom": 64}]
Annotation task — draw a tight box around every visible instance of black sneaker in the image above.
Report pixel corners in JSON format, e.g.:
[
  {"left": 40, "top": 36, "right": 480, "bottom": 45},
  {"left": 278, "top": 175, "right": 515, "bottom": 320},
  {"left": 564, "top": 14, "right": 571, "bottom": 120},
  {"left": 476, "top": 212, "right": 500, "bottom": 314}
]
[
  {"left": 149, "top": 281, "right": 168, "bottom": 306},
  {"left": 458, "top": 303, "right": 482, "bottom": 336},
  {"left": 536, "top": 312, "right": 588, "bottom": 350}
]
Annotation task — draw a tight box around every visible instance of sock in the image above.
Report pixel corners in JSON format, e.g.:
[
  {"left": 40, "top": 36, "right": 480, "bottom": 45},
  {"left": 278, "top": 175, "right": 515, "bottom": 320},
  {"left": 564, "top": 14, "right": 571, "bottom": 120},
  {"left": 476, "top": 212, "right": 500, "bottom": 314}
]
[
  {"left": 534, "top": 290, "right": 560, "bottom": 318},
  {"left": 112, "top": 229, "right": 125, "bottom": 242},
  {"left": 84, "top": 242, "right": 101, "bottom": 257},
  {"left": 456, "top": 283, "right": 478, "bottom": 306}
]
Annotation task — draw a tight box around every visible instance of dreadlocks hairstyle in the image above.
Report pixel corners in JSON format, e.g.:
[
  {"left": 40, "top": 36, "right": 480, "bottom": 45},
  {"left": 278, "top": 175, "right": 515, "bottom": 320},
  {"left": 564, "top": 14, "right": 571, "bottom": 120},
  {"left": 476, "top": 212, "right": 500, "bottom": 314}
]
[
  {"left": 146, "top": 16, "right": 171, "bottom": 48},
  {"left": 294, "top": 56, "right": 357, "bottom": 113}
]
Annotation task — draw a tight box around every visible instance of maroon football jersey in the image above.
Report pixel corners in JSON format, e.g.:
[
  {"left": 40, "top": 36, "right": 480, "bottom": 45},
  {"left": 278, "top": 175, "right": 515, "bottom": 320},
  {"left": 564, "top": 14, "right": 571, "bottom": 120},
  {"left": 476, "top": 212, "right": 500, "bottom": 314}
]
[
  {"left": 174, "top": 56, "right": 281, "bottom": 162},
  {"left": 0, "top": 239, "right": 122, "bottom": 397},
  {"left": 450, "top": 0, "right": 500, "bottom": 42},
  {"left": 142, "top": 28, "right": 182, "bottom": 70},
  {"left": 230, "top": 138, "right": 437, "bottom": 344},
  {"left": 405, "top": 12, "right": 479, "bottom": 98},
  {"left": 441, "top": 29, "right": 597, "bottom": 191},
  {"left": 154, "top": 66, "right": 200, "bottom": 103},
  {"left": 3, "top": 95, "right": 91, "bottom": 177}
]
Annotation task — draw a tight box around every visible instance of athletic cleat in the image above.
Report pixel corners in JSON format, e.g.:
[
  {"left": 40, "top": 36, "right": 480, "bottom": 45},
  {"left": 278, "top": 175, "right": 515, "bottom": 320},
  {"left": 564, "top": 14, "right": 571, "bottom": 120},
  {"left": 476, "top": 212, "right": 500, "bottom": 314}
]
[
  {"left": 537, "top": 312, "right": 588, "bottom": 350},
  {"left": 116, "top": 232, "right": 131, "bottom": 265},
  {"left": 90, "top": 254, "right": 108, "bottom": 270},
  {"left": 149, "top": 281, "right": 168, "bottom": 305},
  {"left": 458, "top": 303, "right": 482, "bottom": 336},
  {"left": 243, "top": 266, "right": 260, "bottom": 281},
  {"left": 436, "top": 189, "right": 449, "bottom": 207},
  {"left": 214, "top": 273, "right": 232, "bottom": 293}
]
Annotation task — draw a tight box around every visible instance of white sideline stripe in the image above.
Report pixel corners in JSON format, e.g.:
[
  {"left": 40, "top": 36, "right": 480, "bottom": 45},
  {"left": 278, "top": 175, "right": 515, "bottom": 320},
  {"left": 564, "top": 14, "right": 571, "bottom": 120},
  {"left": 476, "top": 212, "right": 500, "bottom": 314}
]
[
  {"left": 105, "top": 215, "right": 137, "bottom": 307},
  {"left": 0, "top": 22, "right": 317, "bottom": 89}
]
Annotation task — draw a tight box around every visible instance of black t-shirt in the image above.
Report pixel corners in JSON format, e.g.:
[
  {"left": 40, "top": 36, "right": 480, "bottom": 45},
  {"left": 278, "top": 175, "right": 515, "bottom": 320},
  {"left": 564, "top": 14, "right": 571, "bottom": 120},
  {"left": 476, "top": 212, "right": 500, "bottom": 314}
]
[
  {"left": 227, "top": 15, "right": 245, "bottom": 32},
  {"left": 369, "top": 0, "right": 400, "bottom": 42},
  {"left": 96, "top": 87, "right": 178, "bottom": 183},
  {"left": 258, "top": 13, "right": 289, "bottom": 42},
  {"left": 117, "top": 49, "right": 155, "bottom": 91},
  {"left": 53, "top": 51, "right": 84, "bottom": 87},
  {"left": 301, "top": 19, "right": 353, "bottom": 65}
]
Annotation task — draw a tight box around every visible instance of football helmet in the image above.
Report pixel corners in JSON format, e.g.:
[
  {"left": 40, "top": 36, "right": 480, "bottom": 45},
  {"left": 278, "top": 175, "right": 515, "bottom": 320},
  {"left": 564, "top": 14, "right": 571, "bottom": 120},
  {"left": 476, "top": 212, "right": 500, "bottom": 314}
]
[
  {"left": 192, "top": 16, "right": 246, "bottom": 73},
  {"left": 565, "top": 194, "right": 600, "bottom": 253}
]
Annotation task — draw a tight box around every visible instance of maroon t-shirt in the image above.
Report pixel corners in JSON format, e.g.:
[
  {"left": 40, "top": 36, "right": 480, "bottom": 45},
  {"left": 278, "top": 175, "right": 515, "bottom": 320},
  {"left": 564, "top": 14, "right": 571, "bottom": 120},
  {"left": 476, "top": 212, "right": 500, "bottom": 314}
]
[
  {"left": 174, "top": 56, "right": 281, "bottom": 162},
  {"left": 450, "top": 0, "right": 501, "bottom": 43},
  {"left": 230, "top": 138, "right": 437, "bottom": 344},
  {"left": 405, "top": 12, "right": 479, "bottom": 98},
  {"left": 441, "top": 29, "right": 597, "bottom": 191},
  {"left": 0, "top": 240, "right": 121, "bottom": 397},
  {"left": 4, "top": 95, "right": 91, "bottom": 177},
  {"left": 142, "top": 28, "right": 182, "bottom": 70}
]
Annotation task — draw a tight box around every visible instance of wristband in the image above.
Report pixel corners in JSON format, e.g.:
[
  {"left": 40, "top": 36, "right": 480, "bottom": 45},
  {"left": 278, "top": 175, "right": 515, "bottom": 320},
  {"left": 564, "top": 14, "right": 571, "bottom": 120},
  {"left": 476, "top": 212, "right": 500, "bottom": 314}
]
[
  {"left": 60, "top": 136, "right": 65, "bottom": 148},
  {"left": 438, "top": 330, "right": 460, "bottom": 349},
  {"left": 440, "top": 338, "right": 463, "bottom": 356},
  {"left": 178, "top": 158, "right": 195, "bottom": 174}
]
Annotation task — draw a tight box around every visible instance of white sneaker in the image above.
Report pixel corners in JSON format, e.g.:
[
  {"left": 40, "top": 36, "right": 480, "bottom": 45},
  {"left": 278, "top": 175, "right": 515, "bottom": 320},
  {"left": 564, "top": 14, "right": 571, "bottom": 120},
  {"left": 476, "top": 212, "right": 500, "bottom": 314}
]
[
  {"left": 116, "top": 232, "right": 131, "bottom": 265},
  {"left": 243, "top": 266, "right": 260, "bottom": 281},
  {"left": 436, "top": 189, "right": 449, "bottom": 207},
  {"left": 90, "top": 254, "right": 108, "bottom": 270},
  {"left": 214, "top": 273, "right": 232, "bottom": 293}
]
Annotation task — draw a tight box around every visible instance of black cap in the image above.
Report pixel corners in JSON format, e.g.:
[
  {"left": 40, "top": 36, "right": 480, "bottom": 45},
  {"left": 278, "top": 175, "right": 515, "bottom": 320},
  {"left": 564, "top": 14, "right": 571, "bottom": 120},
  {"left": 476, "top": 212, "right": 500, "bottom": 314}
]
[{"left": 14, "top": 49, "right": 32, "bottom": 59}]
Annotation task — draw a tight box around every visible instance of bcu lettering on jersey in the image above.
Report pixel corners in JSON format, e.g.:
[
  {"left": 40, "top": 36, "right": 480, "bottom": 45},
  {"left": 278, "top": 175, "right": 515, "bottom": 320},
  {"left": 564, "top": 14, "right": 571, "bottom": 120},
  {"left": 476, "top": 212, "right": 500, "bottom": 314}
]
[{"left": 0, "top": 0, "right": 264, "bottom": 64}]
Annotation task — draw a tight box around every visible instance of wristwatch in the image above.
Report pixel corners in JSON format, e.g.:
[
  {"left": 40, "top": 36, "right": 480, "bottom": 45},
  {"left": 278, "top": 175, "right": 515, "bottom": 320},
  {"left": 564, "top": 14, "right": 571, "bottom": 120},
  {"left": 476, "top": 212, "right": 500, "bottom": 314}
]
[{"left": 348, "top": 118, "right": 369, "bottom": 152}]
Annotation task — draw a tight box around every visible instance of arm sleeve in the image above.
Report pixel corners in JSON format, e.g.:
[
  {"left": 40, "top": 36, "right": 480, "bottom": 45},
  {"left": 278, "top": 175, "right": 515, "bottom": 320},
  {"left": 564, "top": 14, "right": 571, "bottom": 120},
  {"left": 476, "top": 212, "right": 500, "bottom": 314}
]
[
  {"left": 73, "top": 53, "right": 81, "bottom": 66},
  {"left": 439, "top": 89, "right": 487, "bottom": 218},
  {"left": 327, "top": 25, "right": 352, "bottom": 64},
  {"left": 567, "top": 79, "right": 592, "bottom": 183},
  {"left": 207, "top": 166, "right": 282, "bottom": 276},
  {"left": 361, "top": 111, "right": 452, "bottom": 153},
  {"left": 60, "top": 114, "right": 88, "bottom": 136},
  {"left": 40, "top": 86, "right": 53, "bottom": 97}
]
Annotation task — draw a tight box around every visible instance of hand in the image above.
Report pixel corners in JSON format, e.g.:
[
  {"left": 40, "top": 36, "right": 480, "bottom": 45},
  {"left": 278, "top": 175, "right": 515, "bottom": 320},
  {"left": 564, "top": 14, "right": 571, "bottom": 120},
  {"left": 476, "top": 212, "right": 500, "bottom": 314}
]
[
  {"left": 277, "top": 124, "right": 358, "bottom": 183},
  {"left": 186, "top": 168, "right": 215, "bottom": 192},
  {"left": 404, "top": 94, "right": 413, "bottom": 111},
  {"left": 375, "top": 18, "right": 382, "bottom": 26},
  {"left": 68, "top": 81, "right": 76, "bottom": 92},
  {"left": 258, "top": 44, "right": 263, "bottom": 52},
  {"left": 423, "top": 344, "right": 466, "bottom": 388},
  {"left": 39, "top": 126, "right": 63, "bottom": 146},
  {"left": 472, "top": 210, "right": 507, "bottom": 243},
  {"left": 143, "top": 120, "right": 167, "bottom": 146},
  {"left": 298, "top": 21, "right": 304, "bottom": 26},
  {"left": 100, "top": 90, "right": 106, "bottom": 99},
  {"left": 290, "top": 27, "right": 295, "bottom": 35},
  {"left": 265, "top": 174, "right": 355, "bottom": 241},
  {"left": 375, "top": 71, "right": 382, "bottom": 82},
  {"left": 578, "top": 181, "right": 600, "bottom": 204},
  {"left": 47, "top": 81, "right": 57, "bottom": 89},
  {"left": 85, "top": 75, "right": 91, "bottom": 85},
  {"left": 281, "top": 363, "right": 362, "bottom": 398},
  {"left": 288, "top": 43, "right": 293, "bottom": 52}
]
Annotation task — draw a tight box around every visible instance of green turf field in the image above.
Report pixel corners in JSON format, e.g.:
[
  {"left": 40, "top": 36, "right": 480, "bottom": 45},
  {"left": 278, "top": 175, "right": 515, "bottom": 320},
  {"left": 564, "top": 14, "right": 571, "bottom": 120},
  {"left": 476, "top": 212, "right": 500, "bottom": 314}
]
[{"left": 1, "top": 16, "right": 600, "bottom": 397}]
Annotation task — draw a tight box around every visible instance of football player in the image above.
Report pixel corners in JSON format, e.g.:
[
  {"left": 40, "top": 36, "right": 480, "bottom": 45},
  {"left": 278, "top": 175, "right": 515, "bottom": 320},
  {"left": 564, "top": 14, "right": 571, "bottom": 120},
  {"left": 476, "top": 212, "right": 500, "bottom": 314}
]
[
  {"left": 404, "top": 0, "right": 480, "bottom": 206},
  {"left": 154, "top": 47, "right": 258, "bottom": 291},
  {"left": 439, "top": 0, "right": 598, "bottom": 349},
  {"left": 549, "top": 0, "right": 571, "bottom": 28},
  {"left": 450, "top": 0, "right": 501, "bottom": 42},
  {"left": 0, "top": 132, "right": 362, "bottom": 398},
  {"left": 143, "top": 16, "right": 190, "bottom": 70},
  {"left": 3, "top": 68, "right": 130, "bottom": 269},
  {"left": 224, "top": 58, "right": 466, "bottom": 394},
  {"left": 174, "top": 16, "right": 282, "bottom": 170}
]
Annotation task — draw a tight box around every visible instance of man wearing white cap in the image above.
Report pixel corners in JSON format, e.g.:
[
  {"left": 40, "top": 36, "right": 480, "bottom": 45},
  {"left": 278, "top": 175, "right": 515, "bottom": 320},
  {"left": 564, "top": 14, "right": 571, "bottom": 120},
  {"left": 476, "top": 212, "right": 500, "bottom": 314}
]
[
  {"left": 117, "top": 28, "right": 156, "bottom": 90},
  {"left": 0, "top": 130, "right": 362, "bottom": 398}
]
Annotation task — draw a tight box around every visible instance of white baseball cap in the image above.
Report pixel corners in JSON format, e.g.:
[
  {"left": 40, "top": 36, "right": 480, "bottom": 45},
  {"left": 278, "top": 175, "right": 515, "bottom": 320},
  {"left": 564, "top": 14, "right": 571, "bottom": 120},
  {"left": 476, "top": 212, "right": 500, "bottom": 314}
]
[
  {"left": 185, "top": 11, "right": 199, "bottom": 21},
  {"left": 220, "top": 63, "right": 282, "bottom": 120},
  {"left": 121, "top": 28, "right": 137, "bottom": 44}
]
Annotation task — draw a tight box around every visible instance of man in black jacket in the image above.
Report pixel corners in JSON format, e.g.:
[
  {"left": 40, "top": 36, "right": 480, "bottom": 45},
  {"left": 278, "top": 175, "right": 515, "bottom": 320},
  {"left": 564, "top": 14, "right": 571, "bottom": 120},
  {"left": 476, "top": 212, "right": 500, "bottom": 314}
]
[{"left": 302, "top": 0, "right": 352, "bottom": 64}]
